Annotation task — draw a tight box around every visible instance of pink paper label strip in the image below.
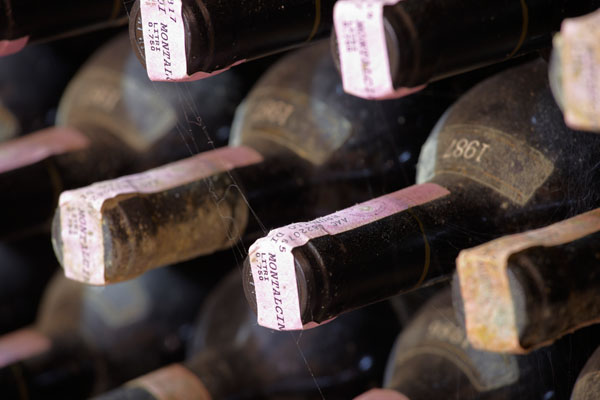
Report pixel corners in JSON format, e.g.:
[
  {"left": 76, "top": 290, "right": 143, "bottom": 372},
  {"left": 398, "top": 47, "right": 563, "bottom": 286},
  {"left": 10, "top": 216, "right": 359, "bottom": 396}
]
[
  {"left": 0, "top": 126, "right": 90, "bottom": 174},
  {"left": 139, "top": 0, "right": 244, "bottom": 81},
  {"left": 333, "top": 0, "right": 424, "bottom": 100},
  {"left": 354, "top": 389, "right": 411, "bottom": 400},
  {"left": 0, "top": 36, "right": 29, "bottom": 57},
  {"left": 0, "top": 328, "right": 52, "bottom": 368},
  {"left": 59, "top": 146, "right": 263, "bottom": 285},
  {"left": 249, "top": 183, "right": 450, "bottom": 331},
  {"left": 129, "top": 364, "right": 212, "bottom": 400}
]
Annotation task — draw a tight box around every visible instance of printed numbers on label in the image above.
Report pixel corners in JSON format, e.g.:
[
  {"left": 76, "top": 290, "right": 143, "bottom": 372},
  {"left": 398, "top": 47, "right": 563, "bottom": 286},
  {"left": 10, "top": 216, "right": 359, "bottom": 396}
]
[
  {"left": 296, "top": 224, "right": 324, "bottom": 235},
  {"left": 146, "top": 22, "right": 161, "bottom": 52},
  {"left": 254, "top": 252, "right": 270, "bottom": 282},
  {"left": 442, "top": 138, "right": 490, "bottom": 162}
]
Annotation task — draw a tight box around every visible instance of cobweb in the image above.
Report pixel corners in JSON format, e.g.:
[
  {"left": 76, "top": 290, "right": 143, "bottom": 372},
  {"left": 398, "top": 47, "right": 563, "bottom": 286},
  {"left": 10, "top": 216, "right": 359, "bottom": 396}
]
[{"left": 121, "top": 2, "right": 328, "bottom": 397}]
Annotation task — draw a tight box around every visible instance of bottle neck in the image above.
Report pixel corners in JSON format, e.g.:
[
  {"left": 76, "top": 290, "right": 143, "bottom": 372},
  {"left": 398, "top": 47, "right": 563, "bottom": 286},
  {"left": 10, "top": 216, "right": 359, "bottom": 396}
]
[
  {"left": 0, "top": 236, "right": 58, "bottom": 333},
  {"left": 57, "top": 33, "right": 244, "bottom": 166},
  {"left": 301, "top": 182, "right": 469, "bottom": 323},
  {"left": 53, "top": 145, "right": 269, "bottom": 284},
  {"left": 2, "top": 0, "right": 127, "bottom": 43},
  {"left": 382, "top": 0, "right": 592, "bottom": 87},
  {"left": 496, "top": 231, "right": 600, "bottom": 352},
  {"left": 0, "top": 126, "right": 92, "bottom": 240},
  {"left": 0, "top": 331, "right": 97, "bottom": 399},
  {"left": 386, "top": 290, "right": 521, "bottom": 398},
  {"left": 454, "top": 206, "right": 600, "bottom": 354},
  {"left": 95, "top": 350, "right": 249, "bottom": 400},
  {"left": 130, "top": 0, "right": 335, "bottom": 77},
  {"left": 287, "top": 169, "right": 569, "bottom": 325},
  {"left": 0, "top": 125, "right": 135, "bottom": 241}
]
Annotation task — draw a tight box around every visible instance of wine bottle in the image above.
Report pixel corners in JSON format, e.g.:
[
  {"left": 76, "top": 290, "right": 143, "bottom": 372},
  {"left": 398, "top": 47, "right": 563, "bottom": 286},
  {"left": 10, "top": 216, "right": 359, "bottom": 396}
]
[
  {"left": 0, "top": 0, "right": 130, "bottom": 57},
  {"left": 356, "top": 288, "right": 599, "bottom": 400},
  {"left": 52, "top": 40, "right": 465, "bottom": 285},
  {"left": 243, "top": 58, "right": 600, "bottom": 331},
  {"left": 549, "top": 8, "right": 600, "bottom": 133},
  {"left": 128, "top": 0, "right": 336, "bottom": 81},
  {"left": 0, "top": 43, "right": 73, "bottom": 137},
  {"left": 0, "top": 33, "right": 245, "bottom": 240},
  {"left": 571, "top": 346, "right": 600, "bottom": 400},
  {"left": 55, "top": 33, "right": 247, "bottom": 167},
  {"left": 0, "top": 235, "right": 58, "bottom": 334},
  {"left": 331, "top": 0, "right": 600, "bottom": 100},
  {"left": 454, "top": 207, "right": 600, "bottom": 354},
  {"left": 93, "top": 269, "right": 400, "bottom": 399},
  {"left": 0, "top": 255, "right": 231, "bottom": 399}
]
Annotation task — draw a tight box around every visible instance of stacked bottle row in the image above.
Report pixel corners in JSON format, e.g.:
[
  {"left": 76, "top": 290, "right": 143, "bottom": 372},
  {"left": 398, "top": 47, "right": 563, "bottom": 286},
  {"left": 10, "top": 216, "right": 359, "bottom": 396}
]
[
  {"left": 3, "top": 1, "right": 599, "bottom": 112},
  {"left": 0, "top": 30, "right": 446, "bottom": 398},
  {"left": 1, "top": 2, "right": 600, "bottom": 399}
]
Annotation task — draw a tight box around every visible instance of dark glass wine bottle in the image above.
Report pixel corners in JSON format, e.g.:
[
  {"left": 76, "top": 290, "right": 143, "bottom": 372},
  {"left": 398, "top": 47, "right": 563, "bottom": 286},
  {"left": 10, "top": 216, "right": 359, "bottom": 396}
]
[
  {"left": 0, "top": 235, "right": 58, "bottom": 334},
  {"left": 93, "top": 269, "right": 400, "bottom": 400},
  {"left": 128, "top": 0, "right": 336, "bottom": 81},
  {"left": 0, "top": 0, "right": 130, "bottom": 56},
  {"left": 356, "top": 288, "right": 599, "bottom": 400},
  {"left": 331, "top": 0, "right": 600, "bottom": 99},
  {"left": 453, "top": 207, "right": 600, "bottom": 354},
  {"left": 0, "top": 43, "right": 72, "bottom": 137},
  {"left": 0, "top": 33, "right": 245, "bottom": 241},
  {"left": 571, "top": 346, "right": 600, "bottom": 400},
  {"left": 0, "top": 124, "right": 136, "bottom": 241},
  {"left": 0, "top": 254, "right": 232, "bottom": 399},
  {"left": 51, "top": 40, "right": 469, "bottom": 285},
  {"left": 242, "top": 58, "right": 600, "bottom": 331},
  {"left": 55, "top": 33, "right": 247, "bottom": 168}
]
